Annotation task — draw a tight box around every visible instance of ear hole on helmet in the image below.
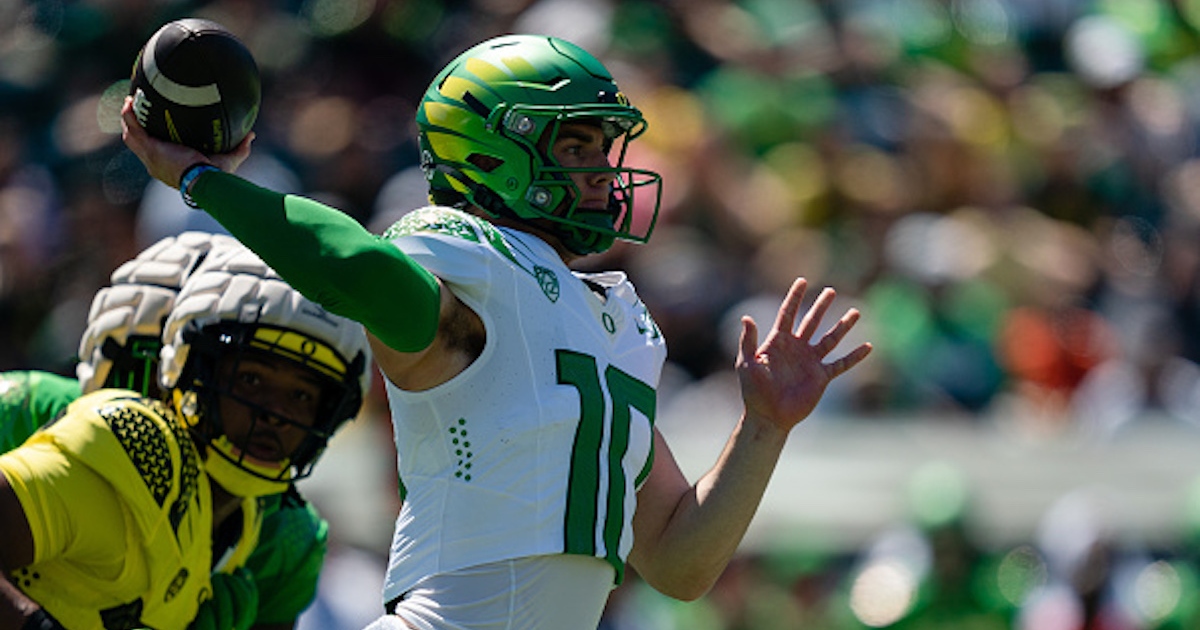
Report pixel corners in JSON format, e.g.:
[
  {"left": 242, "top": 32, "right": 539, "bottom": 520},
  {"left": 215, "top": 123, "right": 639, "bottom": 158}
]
[{"left": 467, "top": 153, "right": 503, "bottom": 173}]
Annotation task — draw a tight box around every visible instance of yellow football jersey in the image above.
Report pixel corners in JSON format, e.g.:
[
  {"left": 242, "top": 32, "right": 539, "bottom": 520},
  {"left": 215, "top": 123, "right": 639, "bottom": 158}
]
[{"left": 0, "top": 390, "right": 253, "bottom": 630}]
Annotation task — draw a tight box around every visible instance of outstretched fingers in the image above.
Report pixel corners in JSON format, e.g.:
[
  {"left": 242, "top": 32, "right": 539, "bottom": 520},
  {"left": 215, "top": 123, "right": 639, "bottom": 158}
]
[
  {"left": 815, "top": 307, "right": 859, "bottom": 357},
  {"left": 816, "top": 306, "right": 872, "bottom": 376},
  {"left": 827, "top": 340, "right": 873, "bottom": 378},
  {"left": 785, "top": 278, "right": 874, "bottom": 378},
  {"left": 795, "top": 286, "right": 837, "bottom": 342},
  {"left": 752, "top": 277, "right": 874, "bottom": 379},
  {"left": 771, "top": 278, "right": 809, "bottom": 338}
]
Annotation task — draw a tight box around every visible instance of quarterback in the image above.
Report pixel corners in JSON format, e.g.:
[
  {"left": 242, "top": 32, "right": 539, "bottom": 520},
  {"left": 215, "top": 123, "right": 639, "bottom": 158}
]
[{"left": 122, "top": 34, "right": 872, "bottom": 630}]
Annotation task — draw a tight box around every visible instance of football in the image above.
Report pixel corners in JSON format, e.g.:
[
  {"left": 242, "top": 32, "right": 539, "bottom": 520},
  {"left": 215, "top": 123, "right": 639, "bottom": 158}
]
[{"left": 129, "top": 18, "right": 260, "bottom": 154}]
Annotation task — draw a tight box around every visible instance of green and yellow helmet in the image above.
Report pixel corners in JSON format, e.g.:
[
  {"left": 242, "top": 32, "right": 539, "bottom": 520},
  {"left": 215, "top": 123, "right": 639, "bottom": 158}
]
[{"left": 416, "top": 34, "right": 662, "bottom": 255}]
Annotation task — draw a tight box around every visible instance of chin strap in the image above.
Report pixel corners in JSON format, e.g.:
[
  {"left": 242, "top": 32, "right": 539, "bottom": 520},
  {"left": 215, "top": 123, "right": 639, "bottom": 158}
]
[
  {"left": 205, "top": 437, "right": 292, "bottom": 498},
  {"left": 432, "top": 164, "right": 514, "bottom": 219}
]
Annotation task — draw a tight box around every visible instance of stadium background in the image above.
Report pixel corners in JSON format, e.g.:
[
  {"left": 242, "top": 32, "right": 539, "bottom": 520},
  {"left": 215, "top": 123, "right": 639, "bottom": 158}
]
[{"left": 3, "top": 0, "right": 1200, "bottom": 627}]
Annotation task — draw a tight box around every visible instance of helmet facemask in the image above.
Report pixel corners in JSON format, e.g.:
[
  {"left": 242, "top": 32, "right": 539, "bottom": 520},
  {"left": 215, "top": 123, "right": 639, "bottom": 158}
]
[
  {"left": 98, "top": 334, "right": 165, "bottom": 398},
  {"left": 488, "top": 105, "right": 662, "bottom": 255},
  {"left": 175, "top": 321, "right": 365, "bottom": 497}
]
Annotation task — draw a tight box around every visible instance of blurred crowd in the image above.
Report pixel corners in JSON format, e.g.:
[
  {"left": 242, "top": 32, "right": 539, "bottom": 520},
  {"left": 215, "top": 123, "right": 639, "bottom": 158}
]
[
  {"left": 601, "top": 464, "right": 1200, "bottom": 630},
  {"left": 4, "top": 0, "right": 1200, "bottom": 628}
]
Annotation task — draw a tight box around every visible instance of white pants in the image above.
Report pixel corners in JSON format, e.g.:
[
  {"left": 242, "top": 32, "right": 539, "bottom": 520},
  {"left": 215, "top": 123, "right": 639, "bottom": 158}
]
[{"left": 365, "top": 554, "right": 615, "bottom": 630}]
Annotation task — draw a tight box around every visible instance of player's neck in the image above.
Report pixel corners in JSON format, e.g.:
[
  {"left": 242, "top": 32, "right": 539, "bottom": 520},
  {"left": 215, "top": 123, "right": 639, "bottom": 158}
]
[
  {"left": 471, "top": 207, "right": 582, "bottom": 265},
  {"left": 209, "top": 480, "right": 242, "bottom": 529}
]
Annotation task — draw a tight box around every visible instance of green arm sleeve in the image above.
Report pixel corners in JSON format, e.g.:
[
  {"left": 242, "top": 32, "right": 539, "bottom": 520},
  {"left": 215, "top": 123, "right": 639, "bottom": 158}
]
[{"left": 191, "top": 171, "right": 439, "bottom": 352}]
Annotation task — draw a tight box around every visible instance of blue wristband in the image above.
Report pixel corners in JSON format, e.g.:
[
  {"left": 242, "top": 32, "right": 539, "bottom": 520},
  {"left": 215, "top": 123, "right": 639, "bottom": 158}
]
[{"left": 179, "top": 163, "right": 220, "bottom": 209}]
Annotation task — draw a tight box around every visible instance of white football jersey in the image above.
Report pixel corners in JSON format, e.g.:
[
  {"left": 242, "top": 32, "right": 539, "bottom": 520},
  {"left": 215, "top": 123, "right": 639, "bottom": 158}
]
[{"left": 379, "top": 207, "right": 667, "bottom": 602}]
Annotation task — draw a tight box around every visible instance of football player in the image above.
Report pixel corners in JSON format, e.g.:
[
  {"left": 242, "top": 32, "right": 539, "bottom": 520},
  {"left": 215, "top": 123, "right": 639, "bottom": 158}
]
[
  {"left": 0, "top": 245, "right": 370, "bottom": 630},
  {"left": 0, "top": 232, "right": 341, "bottom": 630},
  {"left": 122, "top": 34, "right": 872, "bottom": 630}
]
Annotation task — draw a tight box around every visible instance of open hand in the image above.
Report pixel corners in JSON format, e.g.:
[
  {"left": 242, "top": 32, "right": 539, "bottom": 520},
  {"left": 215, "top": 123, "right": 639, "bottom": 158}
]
[
  {"left": 736, "top": 278, "right": 872, "bottom": 434},
  {"left": 120, "top": 96, "right": 253, "bottom": 189}
]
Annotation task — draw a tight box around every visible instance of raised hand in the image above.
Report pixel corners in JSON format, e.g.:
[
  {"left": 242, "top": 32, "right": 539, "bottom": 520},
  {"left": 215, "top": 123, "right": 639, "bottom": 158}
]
[
  {"left": 736, "top": 278, "right": 872, "bottom": 433},
  {"left": 120, "top": 96, "right": 253, "bottom": 190}
]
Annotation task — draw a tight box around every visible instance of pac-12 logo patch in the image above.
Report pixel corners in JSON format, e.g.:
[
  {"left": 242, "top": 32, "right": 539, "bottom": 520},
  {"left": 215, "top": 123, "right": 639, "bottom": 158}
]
[{"left": 535, "top": 265, "right": 559, "bottom": 303}]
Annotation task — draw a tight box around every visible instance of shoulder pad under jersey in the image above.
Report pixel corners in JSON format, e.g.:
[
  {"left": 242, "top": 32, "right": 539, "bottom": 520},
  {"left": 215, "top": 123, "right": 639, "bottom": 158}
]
[{"left": 42, "top": 390, "right": 204, "bottom": 537}]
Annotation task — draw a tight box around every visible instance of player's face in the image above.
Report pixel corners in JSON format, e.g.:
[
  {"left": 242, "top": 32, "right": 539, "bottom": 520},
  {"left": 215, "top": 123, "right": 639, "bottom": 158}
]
[
  {"left": 549, "top": 121, "right": 617, "bottom": 212},
  {"left": 216, "top": 353, "right": 323, "bottom": 465}
]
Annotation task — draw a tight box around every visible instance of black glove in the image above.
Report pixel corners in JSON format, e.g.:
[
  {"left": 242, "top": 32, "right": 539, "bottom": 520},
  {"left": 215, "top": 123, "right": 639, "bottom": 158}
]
[{"left": 22, "top": 609, "right": 65, "bottom": 630}]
